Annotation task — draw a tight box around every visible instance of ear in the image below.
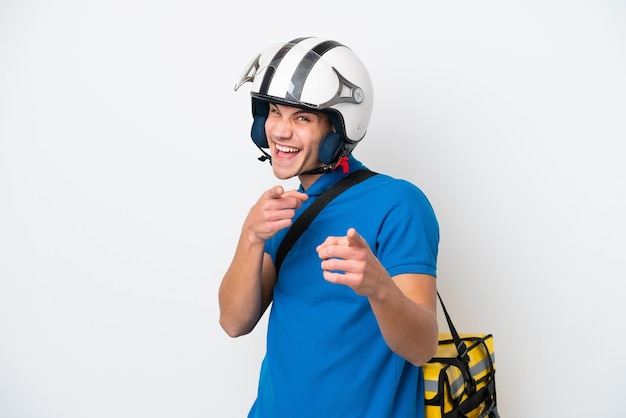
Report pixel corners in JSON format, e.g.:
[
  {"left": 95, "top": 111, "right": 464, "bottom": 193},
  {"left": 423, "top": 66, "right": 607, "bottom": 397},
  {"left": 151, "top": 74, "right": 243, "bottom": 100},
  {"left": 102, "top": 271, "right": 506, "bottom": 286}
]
[{"left": 251, "top": 100, "right": 269, "bottom": 148}]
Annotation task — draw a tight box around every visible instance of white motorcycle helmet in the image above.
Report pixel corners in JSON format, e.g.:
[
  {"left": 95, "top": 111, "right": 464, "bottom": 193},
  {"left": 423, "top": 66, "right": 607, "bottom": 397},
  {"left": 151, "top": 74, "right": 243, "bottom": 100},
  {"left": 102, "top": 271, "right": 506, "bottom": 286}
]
[{"left": 234, "top": 37, "right": 374, "bottom": 168}]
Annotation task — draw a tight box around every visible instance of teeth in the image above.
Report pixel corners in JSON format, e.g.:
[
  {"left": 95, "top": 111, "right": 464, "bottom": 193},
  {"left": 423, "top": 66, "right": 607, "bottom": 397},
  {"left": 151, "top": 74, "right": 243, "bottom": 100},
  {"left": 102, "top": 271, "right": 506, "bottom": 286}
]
[{"left": 276, "top": 144, "right": 299, "bottom": 153}]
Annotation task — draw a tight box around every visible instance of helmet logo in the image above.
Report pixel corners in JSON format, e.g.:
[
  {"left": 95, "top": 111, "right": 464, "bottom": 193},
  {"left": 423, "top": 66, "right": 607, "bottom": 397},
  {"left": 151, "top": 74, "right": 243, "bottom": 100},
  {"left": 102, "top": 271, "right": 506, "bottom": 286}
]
[{"left": 353, "top": 87, "right": 364, "bottom": 103}]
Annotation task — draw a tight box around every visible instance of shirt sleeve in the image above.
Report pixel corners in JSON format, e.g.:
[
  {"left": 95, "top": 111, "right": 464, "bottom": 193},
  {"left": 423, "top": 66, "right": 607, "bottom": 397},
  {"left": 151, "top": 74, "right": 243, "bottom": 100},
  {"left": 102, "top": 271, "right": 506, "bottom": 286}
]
[{"left": 375, "top": 180, "right": 440, "bottom": 278}]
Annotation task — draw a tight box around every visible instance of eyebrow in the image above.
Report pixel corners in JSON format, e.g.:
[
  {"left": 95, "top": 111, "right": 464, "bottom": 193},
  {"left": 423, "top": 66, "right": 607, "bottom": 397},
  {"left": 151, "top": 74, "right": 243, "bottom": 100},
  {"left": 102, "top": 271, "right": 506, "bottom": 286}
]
[{"left": 294, "top": 109, "right": 320, "bottom": 116}]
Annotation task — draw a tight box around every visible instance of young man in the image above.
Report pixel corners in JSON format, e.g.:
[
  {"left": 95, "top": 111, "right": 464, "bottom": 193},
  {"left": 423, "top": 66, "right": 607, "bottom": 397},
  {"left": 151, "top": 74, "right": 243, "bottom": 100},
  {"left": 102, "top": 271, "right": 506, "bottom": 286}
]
[{"left": 219, "top": 37, "right": 440, "bottom": 418}]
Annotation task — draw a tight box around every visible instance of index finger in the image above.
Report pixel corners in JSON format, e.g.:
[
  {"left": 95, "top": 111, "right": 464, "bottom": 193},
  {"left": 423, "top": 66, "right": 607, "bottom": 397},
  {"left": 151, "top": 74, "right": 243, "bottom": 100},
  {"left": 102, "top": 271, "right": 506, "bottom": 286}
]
[
  {"left": 267, "top": 185, "right": 285, "bottom": 200},
  {"left": 345, "top": 228, "right": 367, "bottom": 248}
]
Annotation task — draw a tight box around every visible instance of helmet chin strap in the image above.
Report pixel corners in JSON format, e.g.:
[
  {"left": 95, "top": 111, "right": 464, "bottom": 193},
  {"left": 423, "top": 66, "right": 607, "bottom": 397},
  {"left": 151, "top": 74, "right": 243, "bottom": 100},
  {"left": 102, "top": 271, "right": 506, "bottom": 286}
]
[
  {"left": 256, "top": 145, "right": 350, "bottom": 176},
  {"left": 300, "top": 156, "right": 350, "bottom": 175},
  {"left": 257, "top": 147, "right": 272, "bottom": 163},
  {"left": 299, "top": 165, "right": 334, "bottom": 175}
]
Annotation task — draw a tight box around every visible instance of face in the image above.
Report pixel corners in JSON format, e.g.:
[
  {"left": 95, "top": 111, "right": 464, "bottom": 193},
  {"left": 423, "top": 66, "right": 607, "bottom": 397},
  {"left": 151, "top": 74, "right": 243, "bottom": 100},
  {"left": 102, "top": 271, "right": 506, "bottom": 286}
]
[{"left": 265, "top": 103, "right": 333, "bottom": 188}]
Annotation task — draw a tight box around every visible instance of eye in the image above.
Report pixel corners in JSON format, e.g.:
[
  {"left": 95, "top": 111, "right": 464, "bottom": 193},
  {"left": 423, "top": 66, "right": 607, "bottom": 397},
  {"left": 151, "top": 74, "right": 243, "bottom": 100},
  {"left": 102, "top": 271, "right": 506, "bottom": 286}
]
[{"left": 268, "top": 107, "right": 281, "bottom": 118}]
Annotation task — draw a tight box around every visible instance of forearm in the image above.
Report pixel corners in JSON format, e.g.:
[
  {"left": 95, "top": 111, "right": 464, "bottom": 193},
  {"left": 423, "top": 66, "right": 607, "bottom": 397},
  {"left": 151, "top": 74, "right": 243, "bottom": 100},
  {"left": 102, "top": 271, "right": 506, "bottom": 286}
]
[
  {"left": 218, "top": 231, "right": 270, "bottom": 337},
  {"left": 368, "top": 276, "right": 439, "bottom": 366},
  {"left": 219, "top": 186, "right": 307, "bottom": 337}
]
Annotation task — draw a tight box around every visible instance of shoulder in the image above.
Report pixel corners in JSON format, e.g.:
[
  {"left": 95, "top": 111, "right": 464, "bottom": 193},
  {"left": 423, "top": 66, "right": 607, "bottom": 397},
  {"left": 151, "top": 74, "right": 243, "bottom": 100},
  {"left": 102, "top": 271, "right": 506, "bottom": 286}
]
[
  {"left": 362, "top": 172, "right": 431, "bottom": 204},
  {"left": 337, "top": 171, "right": 437, "bottom": 226}
]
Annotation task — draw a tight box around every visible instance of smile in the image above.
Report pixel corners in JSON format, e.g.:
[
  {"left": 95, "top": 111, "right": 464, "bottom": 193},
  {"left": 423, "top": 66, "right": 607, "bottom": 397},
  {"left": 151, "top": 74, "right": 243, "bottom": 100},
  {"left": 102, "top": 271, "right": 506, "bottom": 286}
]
[{"left": 275, "top": 144, "right": 299, "bottom": 153}]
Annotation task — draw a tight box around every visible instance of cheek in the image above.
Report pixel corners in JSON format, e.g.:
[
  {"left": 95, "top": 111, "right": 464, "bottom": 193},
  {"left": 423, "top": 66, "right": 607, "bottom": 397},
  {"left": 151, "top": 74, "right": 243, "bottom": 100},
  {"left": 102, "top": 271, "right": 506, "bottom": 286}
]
[
  {"left": 311, "top": 128, "right": 329, "bottom": 149},
  {"left": 304, "top": 134, "right": 324, "bottom": 154},
  {"left": 264, "top": 119, "right": 276, "bottom": 136}
]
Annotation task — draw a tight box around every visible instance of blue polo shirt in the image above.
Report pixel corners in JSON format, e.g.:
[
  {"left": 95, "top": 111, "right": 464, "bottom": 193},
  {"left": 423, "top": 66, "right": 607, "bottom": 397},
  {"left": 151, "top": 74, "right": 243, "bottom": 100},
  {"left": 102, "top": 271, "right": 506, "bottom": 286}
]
[{"left": 249, "top": 156, "right": 439, "bottom": 418}]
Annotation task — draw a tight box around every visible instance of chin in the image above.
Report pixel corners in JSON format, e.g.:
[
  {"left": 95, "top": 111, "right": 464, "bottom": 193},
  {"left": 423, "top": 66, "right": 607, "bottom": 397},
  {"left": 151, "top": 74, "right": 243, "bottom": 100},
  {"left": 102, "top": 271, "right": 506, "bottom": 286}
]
[{"left": 272, "top": 166, "right": 298, "bottom": 180}]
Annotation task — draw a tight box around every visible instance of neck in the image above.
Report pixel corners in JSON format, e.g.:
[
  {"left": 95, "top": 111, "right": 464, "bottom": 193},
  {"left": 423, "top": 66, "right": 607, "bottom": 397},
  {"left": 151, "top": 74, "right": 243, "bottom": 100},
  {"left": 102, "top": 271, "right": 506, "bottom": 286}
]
[{"left": 298, "top": 172, "right": 324, "bottom": 191}]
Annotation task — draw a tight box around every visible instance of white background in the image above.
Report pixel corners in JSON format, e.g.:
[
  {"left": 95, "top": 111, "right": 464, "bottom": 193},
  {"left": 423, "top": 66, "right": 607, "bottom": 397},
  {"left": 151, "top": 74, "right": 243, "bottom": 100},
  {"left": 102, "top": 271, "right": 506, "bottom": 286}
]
[{"left": 1, "top": 1, "right": 624, "bottom": 417}]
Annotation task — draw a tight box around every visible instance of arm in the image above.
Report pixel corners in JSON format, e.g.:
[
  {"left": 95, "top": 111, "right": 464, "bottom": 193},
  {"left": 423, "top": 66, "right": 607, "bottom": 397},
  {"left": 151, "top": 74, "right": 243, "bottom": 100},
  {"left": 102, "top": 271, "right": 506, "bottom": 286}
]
[
  {"left": 218, "top": 186, "right": 308, "bottom": 337},
  {"left": 369, "top": 272, "right": 438, "bottom": 366},
  {"left": 316, "top": 228, "right": 438, "bottom": 366}
]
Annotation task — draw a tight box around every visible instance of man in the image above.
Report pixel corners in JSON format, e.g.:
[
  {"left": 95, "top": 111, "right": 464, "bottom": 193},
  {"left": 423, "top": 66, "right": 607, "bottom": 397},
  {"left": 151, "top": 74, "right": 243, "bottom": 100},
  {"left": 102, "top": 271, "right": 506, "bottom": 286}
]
[{"left": 219, "top": 37, "right": 440, "bottom": 418}]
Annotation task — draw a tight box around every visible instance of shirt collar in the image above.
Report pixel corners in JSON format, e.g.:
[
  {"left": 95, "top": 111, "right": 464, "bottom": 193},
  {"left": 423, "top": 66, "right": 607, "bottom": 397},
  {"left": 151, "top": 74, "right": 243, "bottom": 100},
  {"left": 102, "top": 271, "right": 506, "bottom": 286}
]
[{"left": 298, "top": 155, "right": 366, "bottom": 197}]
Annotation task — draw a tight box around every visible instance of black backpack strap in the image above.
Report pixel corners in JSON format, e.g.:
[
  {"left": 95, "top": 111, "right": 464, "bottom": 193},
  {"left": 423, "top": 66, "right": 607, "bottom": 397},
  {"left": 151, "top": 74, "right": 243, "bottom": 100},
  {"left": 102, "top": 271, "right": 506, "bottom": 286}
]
[
  {"left": 274, "top": 169, "right": 377, "bottom": 274},
  {"left": 438, "top": 291, "right": 477, "bottom": 392},
  {"left": 438, "top": 292, "right": 465, "bottom": 356}
]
